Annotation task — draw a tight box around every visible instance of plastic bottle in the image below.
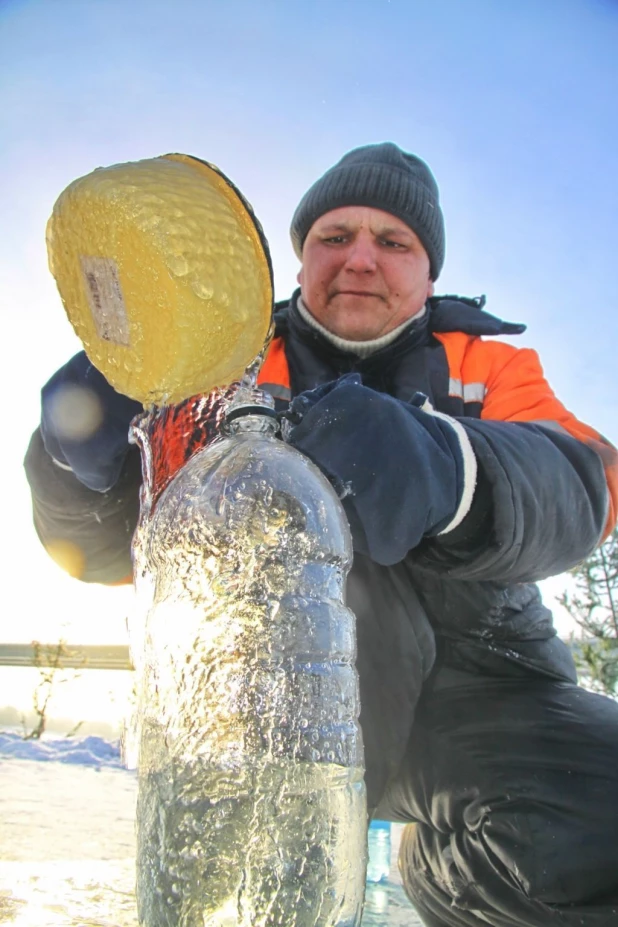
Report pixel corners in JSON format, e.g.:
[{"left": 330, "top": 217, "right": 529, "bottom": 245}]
[
  {"left": 366, "top": 820, "right": 391, "bottom": 884},
  {"left": 131, "top": 387, "right": 367, "bottom": 927}
]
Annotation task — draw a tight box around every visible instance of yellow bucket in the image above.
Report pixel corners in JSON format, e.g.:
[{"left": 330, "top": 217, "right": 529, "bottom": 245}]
[{"left": 46, "top": 154, "right": 273, "bottom": 406}]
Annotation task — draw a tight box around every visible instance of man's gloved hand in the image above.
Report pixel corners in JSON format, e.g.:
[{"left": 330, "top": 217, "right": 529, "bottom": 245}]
[
  {"left": 41, "top": 351, "right": 142, "bottom": 492},
  {"left": 283, "top": 376, "right": 478, "bottom": 566},
  {"left": 283, "top": 373, "right": 364, "bottom": 424}
]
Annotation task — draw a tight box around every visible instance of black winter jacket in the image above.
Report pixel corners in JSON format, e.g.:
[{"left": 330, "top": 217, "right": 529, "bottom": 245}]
[{"left": 24, "top": 293, "right": 618, "bottom": 925}]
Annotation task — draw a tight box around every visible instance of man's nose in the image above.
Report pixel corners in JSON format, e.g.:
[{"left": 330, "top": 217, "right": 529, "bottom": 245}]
[{"left": 343, "top": 239, "right": 377, "bottom": 272}]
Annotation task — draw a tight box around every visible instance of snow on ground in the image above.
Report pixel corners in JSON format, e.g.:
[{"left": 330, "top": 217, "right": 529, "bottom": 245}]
[
  {"left": 0, "top": 736, "right": 137, "bottom": 927},
  {"left": 0, "top": 731, "right": 126, "bottom": 768},
  {"left": 0, "top": 733, "right": 420, "bottom": 926}
]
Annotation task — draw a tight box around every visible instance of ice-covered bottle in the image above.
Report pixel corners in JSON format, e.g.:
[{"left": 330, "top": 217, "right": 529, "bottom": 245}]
[{"left": 132, "top": 386, "right": 367, "bottom": 927}]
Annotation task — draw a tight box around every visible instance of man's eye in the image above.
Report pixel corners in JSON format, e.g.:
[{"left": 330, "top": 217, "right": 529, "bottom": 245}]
[
  {"left": 323, "top": 235, "right": 347, "bottom": 244},
  {"left": 380, "top": 239, "right": 404, "bottom": 248}
]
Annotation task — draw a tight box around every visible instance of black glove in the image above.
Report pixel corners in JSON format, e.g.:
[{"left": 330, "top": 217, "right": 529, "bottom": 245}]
[
  {"left": 40, "top": 351, "right": 142, "bottom": 492},
  {"left": 283, "top": 376, "right": 478, "bottom": 566}
]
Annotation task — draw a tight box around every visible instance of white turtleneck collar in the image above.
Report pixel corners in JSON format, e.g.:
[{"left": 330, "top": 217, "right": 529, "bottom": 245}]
[{"left": 296, "top": 295, "right": 427, "bottom": 358}]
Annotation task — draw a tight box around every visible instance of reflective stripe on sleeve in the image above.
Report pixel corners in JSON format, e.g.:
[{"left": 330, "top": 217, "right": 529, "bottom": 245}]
[
  {"left": 412, "top": 394, "right": 478, "bottom": 536},
  {"left": 448, "top": 379, "right": 487, "bottom": 403}
]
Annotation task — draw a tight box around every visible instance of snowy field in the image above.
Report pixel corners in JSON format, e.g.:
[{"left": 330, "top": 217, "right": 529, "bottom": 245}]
[{"left": 0, "top": 732, "right": 420, "bottom": 926}]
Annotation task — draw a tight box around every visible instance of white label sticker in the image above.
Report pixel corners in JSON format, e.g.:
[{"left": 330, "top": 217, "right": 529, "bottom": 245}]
[{"left": 80, "top": 256, "right": 130, "bottom": 346}]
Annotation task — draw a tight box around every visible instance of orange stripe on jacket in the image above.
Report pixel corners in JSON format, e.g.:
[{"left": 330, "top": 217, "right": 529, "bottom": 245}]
[
  {"left": 257, "top": 336, "right": 291, "bottom": 390},
  {"left": 434, "top": 332, "right": 618, "bottom": 541}
]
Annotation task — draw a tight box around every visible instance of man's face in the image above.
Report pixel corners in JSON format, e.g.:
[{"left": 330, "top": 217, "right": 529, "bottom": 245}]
[{"left": 298, "top": 206, "right": 434, "bottom": 341}]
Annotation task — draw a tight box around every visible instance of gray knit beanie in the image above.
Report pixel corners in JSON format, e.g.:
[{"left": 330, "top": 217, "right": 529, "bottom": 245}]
[{"left": 290, "top": 142, "right": 445, "bottom": 280}]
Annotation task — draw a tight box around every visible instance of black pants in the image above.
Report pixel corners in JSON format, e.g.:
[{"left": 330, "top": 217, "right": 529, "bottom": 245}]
[
  {"left": 399, "top": 823, "right": 618, "bottom": 927},
  {"left": 380, "top": 677, "right": 618, "bottom": 927}
]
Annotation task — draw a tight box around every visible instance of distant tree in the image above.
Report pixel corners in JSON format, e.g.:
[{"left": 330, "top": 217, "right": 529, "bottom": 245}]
[
  {"left": 559, "top": 527, "right": 618, "bottom": 698},
  {"left": 21, "top": 640, "right": 85, "bottom": 740}
]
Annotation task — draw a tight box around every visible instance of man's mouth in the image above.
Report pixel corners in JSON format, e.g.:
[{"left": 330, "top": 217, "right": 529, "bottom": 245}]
[{"left": 333, "top": 290, "right": 383, "bottom": 299}]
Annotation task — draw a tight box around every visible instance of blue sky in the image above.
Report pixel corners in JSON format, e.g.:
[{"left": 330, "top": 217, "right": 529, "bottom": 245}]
[{"left": 1, "top": 0, "right": 617, "bottom": 646}]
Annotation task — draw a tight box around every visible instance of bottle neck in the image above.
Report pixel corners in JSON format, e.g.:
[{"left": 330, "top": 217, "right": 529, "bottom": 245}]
[
  {"left": 227, "top": 411, "right": 279, "bottom": 436},
  {"left": 224, "top": 384, "right": 279, "bottom": 436}
]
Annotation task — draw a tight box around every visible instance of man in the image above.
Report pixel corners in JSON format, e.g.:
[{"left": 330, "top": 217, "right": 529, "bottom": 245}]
[{"left": 25, "top": 143, "right": 618, "bottom": 926}]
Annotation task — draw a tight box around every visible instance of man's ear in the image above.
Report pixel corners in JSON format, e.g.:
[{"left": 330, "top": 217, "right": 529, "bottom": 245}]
[
  {"left": 427, "top": 278, "right": 435, "bottom": 298},
  {"left": 297, "top": 266, "right": 303, "bottom": 286}
]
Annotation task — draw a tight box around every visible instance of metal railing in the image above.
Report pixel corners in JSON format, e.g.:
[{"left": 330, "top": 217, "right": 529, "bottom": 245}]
[{"left": 0, "top": 643, "right": 133, "bottom": 671}]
